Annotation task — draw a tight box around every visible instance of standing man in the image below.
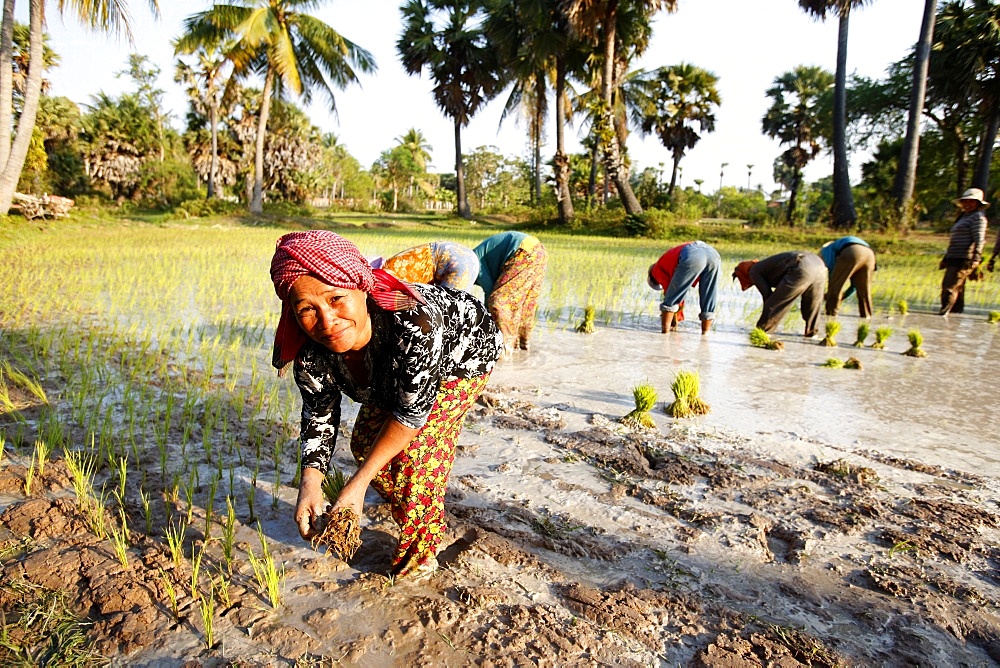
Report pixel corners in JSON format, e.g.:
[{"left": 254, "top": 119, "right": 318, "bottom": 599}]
[
  {"left": 733, "top": 251, "right": 826, "bottom": 337},
  {"left": 940, "top": 188, "right": 988, "bottom": 315}
]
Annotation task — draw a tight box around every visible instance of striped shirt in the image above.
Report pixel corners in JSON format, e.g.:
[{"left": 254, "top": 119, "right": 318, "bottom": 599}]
[{"left": 944, "top": 211, "right": 987, "bottom": 262}]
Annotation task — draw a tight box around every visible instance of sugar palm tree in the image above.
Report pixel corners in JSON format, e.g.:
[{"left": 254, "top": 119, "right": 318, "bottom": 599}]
[
  {"left": 0, "top": 0, "right": 160, "bottom": 214},
  {"left": 395, "top": 127, "right": 432, "bottom": 198},
  {"left": 628, "top": 63, "right": 720, "bottom": 200},
  {"left": 562, "top": 0, "right": 678, "bottom": 217},
  {"left": 485, "top": 0, "right": 583, "bottom": 223},
  {"left": 932, "top": 0, "right": 1000, "bottom": 194},
  {"left": 893, "top": 0, "right": 937, "bottom": 218},
  {"left": 177, "top": 0, "right": 375, "bottom": 213},
  {"left": 398, "top": 0, "right": 504, "bottom": 219},
  {"left": 798, "top": 0, "right": 873, "bottom": 229},
  {"left": 761, "top": 65, "right": 834, "bottom": 225}
]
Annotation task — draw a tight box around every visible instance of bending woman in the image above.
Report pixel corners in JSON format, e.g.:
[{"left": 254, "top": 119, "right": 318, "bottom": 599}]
[
  {"left": 270, "top": 230, "right": 503, "bottom": 578},
  {"left": 473, "top": 231, "right": 548, "bottom": 356},
  {"left": 382, "top": 241, "right": 480, "bottom": 292},
  {"left": 647, "top": 241, "right": 721, "bottom": 334},
  {"left": 733, "top": 251, "right": 826, "bottom": 337}
]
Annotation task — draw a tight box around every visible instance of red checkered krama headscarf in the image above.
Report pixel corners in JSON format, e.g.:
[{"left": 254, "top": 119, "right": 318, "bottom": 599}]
[{"left": 270, "top": 230, "right": 424, "bottom": 370}]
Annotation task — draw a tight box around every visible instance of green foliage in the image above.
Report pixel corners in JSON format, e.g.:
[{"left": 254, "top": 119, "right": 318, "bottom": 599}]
[
  {"left": 135, "top": 159, "right": 202, "bottom": 209},
  {"left": 621, "top": 382, "right": 658, "bottom": 430},
  {"left": 854, "top": 322, "right": 870, "bottom": 347},
  {"left": 820, "top": 320, "right": 841, "bottom": 347},
  {"left": 176, "top": 198, "right": 244, "bottom": 218},
  {"left": 665, "top": 369, "right": 710, "bottom": 418},
  {"left": 903, "top": 328, "right": 927, "bottom": 357},
  {"left": 871, "top": 326, "right": 893, "bottom": 349}
]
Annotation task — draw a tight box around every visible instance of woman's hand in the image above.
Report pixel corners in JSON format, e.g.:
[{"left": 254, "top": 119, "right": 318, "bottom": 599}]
[
  {"left": 295, "top": 467, "right": 328, "bottom": 540},
  {"left": 332, "top": 478, "right": 366, "bottom": 519}
]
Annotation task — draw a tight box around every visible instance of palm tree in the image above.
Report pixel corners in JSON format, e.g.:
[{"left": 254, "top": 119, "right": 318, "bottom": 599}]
[
  {"left": 0, "top": 0, "right": 160, "bottom": 214},
  {"left": 178, "top": 0, "right": 375, "bottom": 214},
  {"left": 628, "top": 63, "right": 720, "bottom": 200},
  {"left": 398, "top": 0, "right": 504, "bottom": 219},
  {"left": 761, "top": 65, "right": 834, "bottom": 225},
  {"left": 175, "top": 42, "right": 232, "bottom": 198},
  {"left": 395, "top": 127, "right": 432, "bottom": 198},
  {"left": 931, "top": 0, "right": 1000, "bottom": 195},
  {"left": 562, "top": 0, "right": 678, "bottom": 217},
  {"left": 798, "top": 0, "right": 872, "bottom": 229},
  {"left": 893, "top": 0, "right": 937, "bottom": 219}
]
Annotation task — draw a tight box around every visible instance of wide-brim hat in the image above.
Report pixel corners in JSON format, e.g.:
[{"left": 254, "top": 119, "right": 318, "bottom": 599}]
[{"left": 954, "top": 187, "right": 989, "bottom": 208}]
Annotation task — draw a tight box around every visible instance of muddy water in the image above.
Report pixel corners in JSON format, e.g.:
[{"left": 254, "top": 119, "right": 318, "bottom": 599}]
[{"left": 495, "top": 306, "right": 1000, "bottom": 476}]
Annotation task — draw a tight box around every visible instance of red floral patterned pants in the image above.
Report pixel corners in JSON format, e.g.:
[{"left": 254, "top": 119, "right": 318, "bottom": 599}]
[{"left": 350, "top": 373, "right": 490, "bottom": 576}]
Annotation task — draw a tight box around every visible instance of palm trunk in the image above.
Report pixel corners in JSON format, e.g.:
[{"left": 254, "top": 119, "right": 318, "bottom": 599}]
[
  {"left": 0, "top": 0, "right": 43, "bottom": 215},
  {"left": 454, "top": 118, "right": 470, "bottom": 218},
  {"left": 830, "top": 8, "right": 856, "bottom": 230},
  {"left": 208, "top": 102, "right": 219, "bottom": 198},
  {"left": 668, "top": 151, "right": 681, "bottom": 199},
  {"left": 787, "top": 168, "right": 802, "bottom": 226},
  {"left": 250, "top": 65, "right": 274, "bottom": 214},
  {"left": 533, "top": 82, "right": 542, "bottom": 205},
  {"left": 587, "top": 142, "right": 598, "bottom": 207},
  {"left": 554, "top": 57, "right": 573, "bottom": 224},
  {"left": 0, "top": 0, "right": 15, "bottom": 169},
  {"left": 893, "top": 0, "right": 937, "bottom": 214},
  {"left": 600, "top": 0, "right": 642, "bottom": 216},
  {"left": 971, "top": 108, "right": 1000, "bottom": 192}
]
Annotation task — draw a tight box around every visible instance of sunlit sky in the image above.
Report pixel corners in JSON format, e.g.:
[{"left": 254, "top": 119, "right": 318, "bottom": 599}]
[{"left": 29, "top": 0, "right": 923, "bottom": 194}]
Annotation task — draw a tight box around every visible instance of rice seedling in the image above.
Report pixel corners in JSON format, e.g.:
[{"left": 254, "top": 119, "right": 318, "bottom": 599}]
[
  {"left": 322, "top": 466, "right": 347, "bottom": 505},
  {"left": 575, "top": 305, "right": 596, "bottom": 334},
  {"left": 247, "top": 522, "right": 284, "bottom": 609},
  {"left": 819, "top": 320, "right": 841, "bottom": 347},
  {"left": 221, "top": 497, "right": 237, "bottom": 573},
  {"left": 139, "top": 486, "right": 154, "bottom": 535},
  {"left": 0, "top": 434, "right": 5, "bottom": 464},
  {"left": 821, "top": 358, "right": 844, "bottom": 368},
  {"left": 23, "top": 449, "right": 36, "bottom": 495},
  {"left": 620, "top": 382, "right": 658, "bottom": 430},
  {"left": 844, "top": 357, "right": 863, "bottom": 370},
  {"left": 204, "top": 473, "right": 220, "bottom": 543},
  {"left": 0, "top": 360, "right": 48, "bottom": 405},
  {"left": 32, "top": 439, "right": 53, "bottom": 477},
  {"left": 903, "top": 329, "right": 927, "bottom": 357},
  {"left": 190, "top": 543, "right": 205, "bottom": 599},
  {"left": 665, "top": 369, "right": 710, "bottom": 418},
  {"left": 854, "top": 322, "right": 870, "bottom": 347},
  {"left": 165, "top": 519, "right": 187, "bottom": 567},
  {"left": 749, "top": 327, "right": 784, "bottom": 350},
  {"left": 870, "top": 326, "right": 893, "bottom": 350},
  {"left": 198, "top": 579, "right": 217, "bottom": 649},
  {"left": 108, "top": 508, "right": 130, "bottom": 568},
  {"left": 158, "top": 568, "right": 179, "bottom": 620},
  {"left": 988, "top": 311, "right": 1000, "bottom": 323},
  {"left": 896, "top": 299, "right": 909, "bottom": 315}
]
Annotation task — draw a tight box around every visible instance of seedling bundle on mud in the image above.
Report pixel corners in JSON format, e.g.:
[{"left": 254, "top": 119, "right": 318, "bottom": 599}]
[
  {"left": 576, "top": 305, "right": 597, "bottom": 334},
  {"left": 854, "top": 322, "right": 870, "bottom": 347},
  {"left": 871, "top": 326, "right": 893, "bottom": 349},
  {"left": 749, "top": 327, "right": 783, "bottom": 350},
  {"left": 903, "top": 329, "right": 928, "bottom": 357},
  {"left": 664, "top": 369, "right": 710, "bottom": 418},
  {"left": 620, "top": 382, "right": 658, "bottom": 430},
  {"left": 820, "top": 321, "right": 841, "bottom": 347}
]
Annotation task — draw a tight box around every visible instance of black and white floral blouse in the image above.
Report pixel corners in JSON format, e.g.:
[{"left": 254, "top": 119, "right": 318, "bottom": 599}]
[{"left": 293, "top": 284, "right": 502, "bottom": 473}]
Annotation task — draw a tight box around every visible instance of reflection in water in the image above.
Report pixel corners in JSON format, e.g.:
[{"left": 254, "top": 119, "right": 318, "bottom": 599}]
[{"left": 498, "top": 302, "right": 1000, "bottom": 476}]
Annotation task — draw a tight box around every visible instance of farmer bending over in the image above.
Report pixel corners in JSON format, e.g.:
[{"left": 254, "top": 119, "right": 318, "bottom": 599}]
[
  {"left": 381, "top": 241, "right": 480, "bottom": 292},
  {"left": 647, "top": 241, "right": 721, "bottom": 335},
  {"left": 733, "top": 251, "right": 826, "bottom": 337},
  {"left": 270, "top": 230, "right": 502, "bottom": 579},
  {"left": 819, "top": 236, "right": 876, "bottom": 318}
]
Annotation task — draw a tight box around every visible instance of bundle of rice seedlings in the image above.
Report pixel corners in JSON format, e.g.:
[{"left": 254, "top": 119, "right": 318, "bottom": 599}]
[
  {"left": 620, "top": 382, "right": 658, "bottom": 430},
  {"left": 820, "top": 320, "right": 841, "bottom": 347},
  {"left": 576, "top": 305, "right": 596, "bottom": 334},
  {"left": 903, "top": 329, "right": 927, "bottom": 357},
  {"left": 896, "top": 299, "right": 909, "bottom": 315},
  {"left": 311, "top": 507, "right": 362, "bottom": 561},
  {"left": 749, "top": 327, "right": 784, "bottom": 350},
  {"left": 854, "top": 322, "right": 870, "bottom": 347},
  {"left": 988, "top": 311, "right": 1000, "bottom": 323},
  {"left": 664, "top": 369, "right": 710, "bottom": 418},
  {"left": 870, "top": 326, "right": 893, "bottom": 349},
  {"left": 844, "top": 357, "right": 863, "bottom": 370},
  {"left": 821, "top": 358, "right": 844, "bottom": 368},
  {"left": 321, "top": 466, "right": 347, "bottom": 504}
]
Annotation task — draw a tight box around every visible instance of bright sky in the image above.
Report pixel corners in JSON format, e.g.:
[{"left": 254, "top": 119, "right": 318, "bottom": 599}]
[{"left": 32, "top": 0, "right": 922, "bottom": 194}]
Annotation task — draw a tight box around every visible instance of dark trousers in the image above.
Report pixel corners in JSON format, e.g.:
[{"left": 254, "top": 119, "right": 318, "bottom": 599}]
[
  {"left": 757, "top": 253, "right": 826, "bottom": 335},
  {"left": 940, "top": 264, "right": 975, "bottom": 315}
]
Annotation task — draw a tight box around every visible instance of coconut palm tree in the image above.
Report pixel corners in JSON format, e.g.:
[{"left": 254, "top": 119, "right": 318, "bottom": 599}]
[
  {"left": 398, "top": 0, "right": 504, "bottom": 219},
  {"left": 893, "top": 0, "right": 937, "bottom": 219},
  {"left": 486, "top": 0, "right": 584, "bottom": 222},
  {"left": 628, "top": 63, "right": 720, "bottom": 200},
  {"left": 761, "top": 65, "right": 834, "bottom": 225},
  {"left": 175, "top": 42, "right": 232, "bottom": 199},
  {"left": 798, "top": 0, "right": 872, "bottom": 229},
  {"left": 395, "top": 127, "right": 432, "bottom": 199},
  {"left": 0, "top": 0, "right": 160, "bottom": 214},
  {"left": 562, "top": 0, "right": 678, "bottom": 217},
  {"left": 177, "top": 0, "right": 375, "bottom": 213}
]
